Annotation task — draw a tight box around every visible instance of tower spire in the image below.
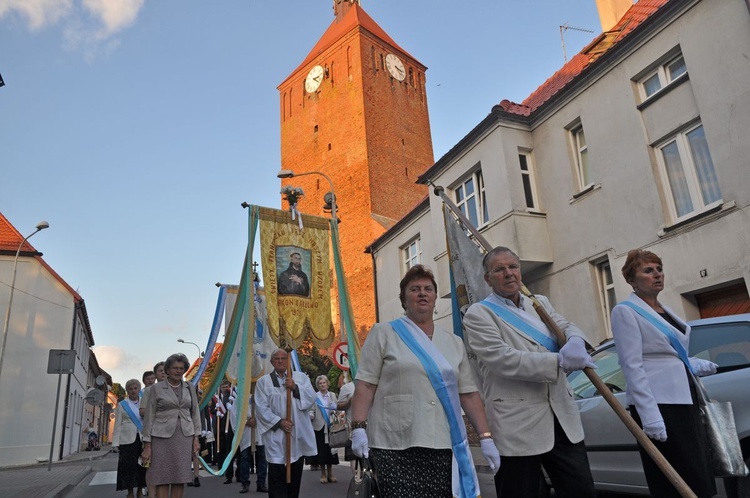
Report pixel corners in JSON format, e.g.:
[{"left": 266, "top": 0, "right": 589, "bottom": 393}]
[{"left": 333, "top": 0, "right": 360, "bottom": 20}]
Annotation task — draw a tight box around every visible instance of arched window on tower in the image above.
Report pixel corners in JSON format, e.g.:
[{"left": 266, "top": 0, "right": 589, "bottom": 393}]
[
  {"left": 283, "top": 91, "right": 287, "bottom": 121},
  {"left": 347, "top": 46, "right": 352, "bottom": 79},
  {"left": 329, "top": 62, "right": 334, "bottom": 84},
  {"left": 408, "top": 68, "right": 414, "bottom": 87},
  {"left": 370, "top": 46, "right": 376, "bottom": 75}
]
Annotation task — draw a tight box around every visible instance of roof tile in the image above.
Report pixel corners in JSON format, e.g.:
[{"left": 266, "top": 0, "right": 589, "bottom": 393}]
[{"left": 516, "top": 0, "right": 669, "bottom": 115}]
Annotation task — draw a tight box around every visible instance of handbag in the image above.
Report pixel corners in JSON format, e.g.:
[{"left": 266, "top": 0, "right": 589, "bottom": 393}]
[
  {"left": 328, "top": 420, "right": 350, "bottom": 448},
  {"left": 692, "top": 374, "right": 748, "bottom": 477},
  {"left": 347, "top": 457, "right": 379, "bottom": 498}
]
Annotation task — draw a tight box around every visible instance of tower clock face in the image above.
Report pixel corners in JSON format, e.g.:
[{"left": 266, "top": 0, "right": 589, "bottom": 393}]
[
  {"left": 305, "top": 65, "right": 325, "bottom": 93},
  {"left": 385, "top": 54, "right": 406, "bottom": 81}
]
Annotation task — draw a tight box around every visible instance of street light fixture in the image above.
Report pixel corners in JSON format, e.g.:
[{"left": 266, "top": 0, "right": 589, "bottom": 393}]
[
  {"left": 0, "top": 221, "right": 50, "bottom": 383},
  {"left": 177, "top": 338, "right": 203, "bottom": 359},
  {"left": 276, "top": 169, "right": 338, "bottom": 225}
]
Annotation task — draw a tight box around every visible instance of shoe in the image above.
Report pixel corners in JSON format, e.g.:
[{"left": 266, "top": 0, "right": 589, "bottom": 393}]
[
  {"left": 224, "top": 477, "right": 233, "bottom": 484},
  {"left": 249, "top": 468, "right": 255, "bottom": 474},
  {"left": 193, "top": 477, "right": 201, "bottom": 487},
  {"left": 257, "top": 484, "right": 268, "bottom": 493},
  {"left": 327, "top": 476, "right": 337, "bottom": 483},
  {"left": 239, "top": 484, "right": 249, "bottom": 494},
  {"left": 320, "top": 476, "right": 328, "bottom": 484},
  {"left": 187, "top": 481, "right": 193, "bottom": 487}
]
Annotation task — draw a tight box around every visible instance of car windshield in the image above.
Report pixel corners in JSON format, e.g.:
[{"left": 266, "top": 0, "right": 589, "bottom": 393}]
[
  {"left": 568, "top": 345, "right": 626, "bottom": 399},
  {"left": 688, "top": 320, "right": 750, "bottom": 372}
]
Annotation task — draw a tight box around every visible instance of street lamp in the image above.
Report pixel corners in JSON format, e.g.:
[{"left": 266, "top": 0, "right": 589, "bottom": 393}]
[
  {"left": 177, "top": 338, "right": 203, "bottom": 359},
  {"left": 0, "top": 221, "right": 50, "bottom": 383},
  {"left": 276, "top": 169, "right": 337, "bottom": 225}
]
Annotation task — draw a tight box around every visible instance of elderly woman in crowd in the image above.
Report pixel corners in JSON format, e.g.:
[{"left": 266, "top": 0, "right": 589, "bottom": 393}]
[
  {"left": 141, "top": 354, "right": 201, "bottom": 498},
  {"left": 311, "top": 374, "right": 339, "bottom": 483},
  {"left": 350, "top": 265, "right": 501, "bottom": 498},
  {"left": 611, "top": 249, "right": 718, "bottom": 497},
  {"left": 113, "top": 379, "right": 146, "bottom": 498}
]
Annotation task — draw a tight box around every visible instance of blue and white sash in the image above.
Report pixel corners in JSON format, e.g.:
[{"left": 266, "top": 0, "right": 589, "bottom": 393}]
[
  {"left": 315, "top": 395, "right": 332, "bottom": 427},
  {"left": 390, "top": 317, "right": 480, "bottom": 498},
  {"left": 479, "top": 297, "right": 559, "bottom": 352},
  {"left": 121, "top": 399, "right": 143, "bottom": 433},
  {"left": 618, "top": 301, "right": 695, "bottom": 374}
]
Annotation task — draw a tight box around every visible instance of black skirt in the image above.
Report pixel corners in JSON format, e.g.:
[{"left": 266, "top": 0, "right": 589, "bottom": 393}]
[
  {"left": 314, "top": 428, "right": 340, "bottom": 465},
  {"left": 370, "top": 447, "right": 452, "bottom": 498},
  {"left": 116, "top": 434, "right": 147, "bottom": 491},
  {"left": 630, "top": 401, "right": 716, "bottom": 498}
]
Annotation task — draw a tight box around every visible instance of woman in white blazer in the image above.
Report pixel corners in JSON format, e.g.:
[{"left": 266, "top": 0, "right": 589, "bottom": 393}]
[
  {"left": 611, "top": 249, "right": 717, "bottom": 497},
  {"left": 141, "top": 353, "right": 201, "bottom": 498},
  {"left": 113, "top": 379, "right": 146, "bottom": 498}
]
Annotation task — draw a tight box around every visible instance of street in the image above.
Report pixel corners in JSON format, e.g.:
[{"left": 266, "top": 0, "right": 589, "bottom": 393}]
[
  {"left": 63, "top": 450, "right": 641, "bottom": 498},
  {"left": 63, "top": 450, "right": 502, "bottom": 498}
]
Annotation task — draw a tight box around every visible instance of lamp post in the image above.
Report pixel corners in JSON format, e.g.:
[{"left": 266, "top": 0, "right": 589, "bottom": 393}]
[
  {"left": 277, "top": 169, "right": 347, "bottom": 340},
  {"left": 177, "top": 338, "right": 203, "bottom": 359},
  {"left": 0, "top": 221, "right": 50, "bottom": 383},
  {"left": 277, "top": 169, "right": 337, "bottom": 227}
]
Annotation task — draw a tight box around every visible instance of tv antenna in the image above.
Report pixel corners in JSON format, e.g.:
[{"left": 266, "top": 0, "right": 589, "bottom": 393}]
[{"left": 559, "top": 23, "right": 595, "bottom": 63}]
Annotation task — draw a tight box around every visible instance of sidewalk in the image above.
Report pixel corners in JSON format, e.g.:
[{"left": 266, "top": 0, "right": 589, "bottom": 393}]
[{"left": 0, "top": 446, "right": 112, "bottom": 498}]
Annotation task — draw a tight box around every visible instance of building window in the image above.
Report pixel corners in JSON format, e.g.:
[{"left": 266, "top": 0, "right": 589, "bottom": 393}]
[
  {"left": 657, "top": 123, "right": 721, "bottom": 221},
  {"left": 518, "top": 151, "right": 539, "bottom": 210},
  {"left": 570, "top": 124, "right": 592, "bottom": 190},
  {"left": 639, "top": 54, "right": 687, "bottom": 100},
  {"left": 455, "top": 169, "right": 488, "bottom": 228},
  {"left": 403, "top": 237, "right": 421, "bottom": 271},
  {"left": 596, "top": 260, "right": 616, "bottom": 335}
]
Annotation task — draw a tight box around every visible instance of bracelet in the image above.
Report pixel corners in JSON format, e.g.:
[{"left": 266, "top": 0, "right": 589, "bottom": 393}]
[
  {"left": 478, "top": 432, "right": 492, "bottom": 440},
  {"left": 350, "top": 420, "right": 367, "bottom": 430}
]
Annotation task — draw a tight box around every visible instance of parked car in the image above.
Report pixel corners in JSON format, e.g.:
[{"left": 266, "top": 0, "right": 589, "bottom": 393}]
[{"left": 558, "top": 313, "right": 750, "bottom": 497}]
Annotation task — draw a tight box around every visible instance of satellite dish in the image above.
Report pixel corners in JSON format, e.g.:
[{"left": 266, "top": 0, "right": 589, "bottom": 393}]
[{"left": 95, "top": 375, "right": 106, "bottom": 387}]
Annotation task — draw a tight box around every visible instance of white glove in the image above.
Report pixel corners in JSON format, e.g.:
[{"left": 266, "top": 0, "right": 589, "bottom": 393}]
[
  {"left": 689, "top": 357, "right": 718, "bottom": 377},
  {"left": 479, "top": 438, "right": 501, "bottom": 474},
  {"left": 558, "top": 337, "right": 597, "bottom": 372},
  {"left": 351, "top": 428, "right": 369, "bottom": 458},
  {"left": 643, "top": 420, "right": 667, "bottom": 442}
]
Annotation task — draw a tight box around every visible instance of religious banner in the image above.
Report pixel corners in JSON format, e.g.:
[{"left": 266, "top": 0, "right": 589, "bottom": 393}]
[
  {"left": 224, "top": 283, "right": 277, "bottom": 382},
  {"left": 259, "top": 206, "right": 334, "bottom": 349}
]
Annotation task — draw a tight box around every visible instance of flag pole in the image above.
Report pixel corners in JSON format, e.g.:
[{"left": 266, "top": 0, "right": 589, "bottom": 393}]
[
  {"left": 434, "top": 185, "right": 697, "bottom": 498},
  {"left": 286, "top": 365, "right": 292, "bottom": 483}
]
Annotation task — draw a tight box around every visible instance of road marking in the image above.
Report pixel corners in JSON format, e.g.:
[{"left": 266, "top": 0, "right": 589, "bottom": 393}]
[{"left": 89, "top": 471, "right": 116, "bottom": 485}]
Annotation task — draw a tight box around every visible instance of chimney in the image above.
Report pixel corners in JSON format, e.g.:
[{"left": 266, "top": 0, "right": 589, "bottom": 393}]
[
  {"left": 595, "top": 0, "right": 634, "bottom": 31},
  {"left": 334, "top": 0, "right": 359, "bottom": 21}
]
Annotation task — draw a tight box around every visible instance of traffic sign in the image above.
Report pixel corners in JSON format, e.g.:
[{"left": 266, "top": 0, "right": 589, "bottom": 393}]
[{"left": 331, "top": 342, "right": 349, "bottom": 370}]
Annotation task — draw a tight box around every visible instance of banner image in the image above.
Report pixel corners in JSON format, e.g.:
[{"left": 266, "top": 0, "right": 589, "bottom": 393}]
[
  {"left": 224, "top": 284, "right": 277, "bottom": 382},
  {"left": 259, "top": 207, "right": 334, "bottom": 349}
]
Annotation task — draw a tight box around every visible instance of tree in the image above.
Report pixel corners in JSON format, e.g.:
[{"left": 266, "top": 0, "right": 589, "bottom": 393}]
[{"left": 111, "top": 382, "right": 126, "bottom": 402}]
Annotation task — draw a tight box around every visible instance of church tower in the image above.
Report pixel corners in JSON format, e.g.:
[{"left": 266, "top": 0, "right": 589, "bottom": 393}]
[{"left": 278, "top": 0, "right": 433, "bottom": 338}]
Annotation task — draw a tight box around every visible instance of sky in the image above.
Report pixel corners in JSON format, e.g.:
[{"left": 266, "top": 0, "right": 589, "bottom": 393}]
[{"left": 1, "top": 0, "right": 604, "bottom": 387}]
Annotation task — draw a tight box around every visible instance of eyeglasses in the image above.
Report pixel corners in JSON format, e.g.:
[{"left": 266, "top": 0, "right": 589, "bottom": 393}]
[{"left": 489, "top": 264, "right": 520, "bottom": 274}]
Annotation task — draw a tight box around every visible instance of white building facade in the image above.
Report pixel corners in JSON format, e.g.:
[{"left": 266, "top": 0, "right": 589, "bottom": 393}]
[
  {"left": 0, "top": 213, "right": 106, "bottom": 466},
  {"left": 368, "top": 0, "right": 750, "bottom": 346}
]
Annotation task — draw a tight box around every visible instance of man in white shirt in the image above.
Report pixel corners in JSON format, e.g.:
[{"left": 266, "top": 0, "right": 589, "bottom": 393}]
[{"left": 255, "top": 349, "right": 316, "bottom": 498}]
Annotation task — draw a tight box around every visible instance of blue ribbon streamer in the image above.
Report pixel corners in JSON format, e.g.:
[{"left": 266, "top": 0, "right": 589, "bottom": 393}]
[
  {"left": 617, "top": 301, "right": 695, "bottom": 374},
  {"left": 390, "top": 319, "right": 478, "bottom": 498},
  {"left": 479, "top": 298, "right": 560, "bottom": 352}
]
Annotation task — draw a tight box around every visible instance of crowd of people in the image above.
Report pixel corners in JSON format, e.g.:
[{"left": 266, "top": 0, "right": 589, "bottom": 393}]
[
  {"left": 348, "top": 249, "right": 723, "bottom": 498},
  {"left": 111, "top": 245, "right": 730, "bottom": 498}
]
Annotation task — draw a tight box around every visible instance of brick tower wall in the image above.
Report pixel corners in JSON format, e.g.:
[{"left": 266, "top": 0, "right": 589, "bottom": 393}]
[{"left": 279, "top": 27, "right": 433, "bottom": 338}]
